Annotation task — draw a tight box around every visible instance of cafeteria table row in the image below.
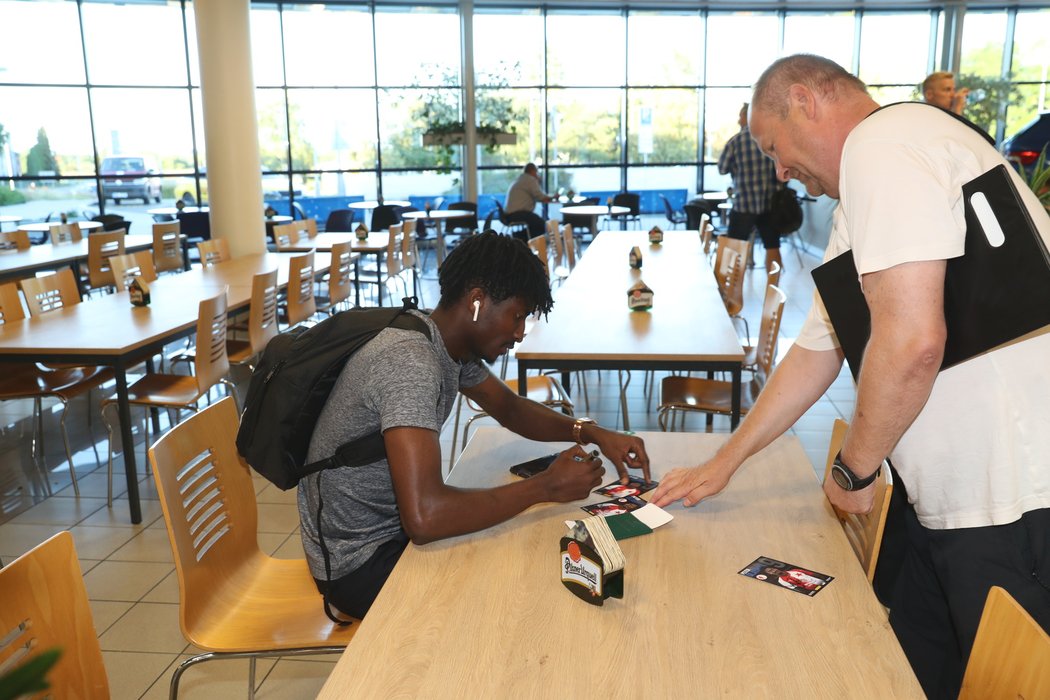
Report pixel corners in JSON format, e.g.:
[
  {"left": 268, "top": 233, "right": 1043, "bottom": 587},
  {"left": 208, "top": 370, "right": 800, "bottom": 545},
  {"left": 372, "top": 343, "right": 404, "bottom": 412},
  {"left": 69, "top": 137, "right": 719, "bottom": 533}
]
[
  {"left": 317, "top": 426, "right": 923, "bottom": 697},
  {"left": 0, "top": 230, "right": 149, "bottom": 285},
  {"left": 0, "top": 251, "right": 337, "bottom": 523}
]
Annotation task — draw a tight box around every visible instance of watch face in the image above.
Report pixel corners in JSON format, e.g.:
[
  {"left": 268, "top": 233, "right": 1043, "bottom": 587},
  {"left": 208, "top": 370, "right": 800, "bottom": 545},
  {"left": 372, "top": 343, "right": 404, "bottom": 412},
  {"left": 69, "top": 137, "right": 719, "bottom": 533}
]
[{"left": 831, "top": 465, "right": 852, "bottom": 490}]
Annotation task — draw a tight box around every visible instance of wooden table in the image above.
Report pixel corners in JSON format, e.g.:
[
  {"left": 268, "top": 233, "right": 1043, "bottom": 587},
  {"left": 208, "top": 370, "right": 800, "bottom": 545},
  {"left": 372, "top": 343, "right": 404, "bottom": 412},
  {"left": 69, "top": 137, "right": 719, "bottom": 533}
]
[
  {"left": 515, "top": 231, "right": 744, "bottom": 430},
  {"left": 347, "top": 199, "right": 411, "bottom": 210},
  {"left": 0, "top": 233, "right": 156, "bottom": 285},
  {"left": 0, "top": 214, "right": 22, "bottom": 231},
  {"left": 20, "top": 220, "right": 104, "bottom": 240},
  {"left": 560, "top": 204, "right": 631, "bottom": 234},
  {"left": 284, "top": 231, "right": 392, "bottom": 306},
  {"left": 318, "top": 428, "right": 922, "bottom": 699},
  {"left": 0, "top": 252, "right": 331, "bottom": 523},
  {"left": 401, "top": 209, "right": 472, "bottom": 268}
]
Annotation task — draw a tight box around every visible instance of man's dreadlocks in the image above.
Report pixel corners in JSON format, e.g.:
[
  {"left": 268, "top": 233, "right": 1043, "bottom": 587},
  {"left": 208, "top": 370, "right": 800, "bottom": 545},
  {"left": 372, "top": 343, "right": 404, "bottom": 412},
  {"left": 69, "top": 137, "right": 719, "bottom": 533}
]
[{"left": 437, "top": 231, "right": 554, "bottom": 317}]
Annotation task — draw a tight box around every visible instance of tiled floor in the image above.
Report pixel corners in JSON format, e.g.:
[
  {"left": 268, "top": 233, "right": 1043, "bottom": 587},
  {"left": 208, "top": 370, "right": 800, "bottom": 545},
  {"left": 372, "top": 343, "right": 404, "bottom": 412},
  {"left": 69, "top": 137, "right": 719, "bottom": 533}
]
[{"left": 0, "top": 225, "right": 854, "bottom": 698}]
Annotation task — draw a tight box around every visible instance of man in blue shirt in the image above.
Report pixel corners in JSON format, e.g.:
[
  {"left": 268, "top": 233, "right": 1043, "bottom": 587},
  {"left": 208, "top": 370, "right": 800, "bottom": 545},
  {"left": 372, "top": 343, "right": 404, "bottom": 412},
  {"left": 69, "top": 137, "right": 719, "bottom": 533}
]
[{"left": 718, "top": 103, "right": 781, "bottom": 272}]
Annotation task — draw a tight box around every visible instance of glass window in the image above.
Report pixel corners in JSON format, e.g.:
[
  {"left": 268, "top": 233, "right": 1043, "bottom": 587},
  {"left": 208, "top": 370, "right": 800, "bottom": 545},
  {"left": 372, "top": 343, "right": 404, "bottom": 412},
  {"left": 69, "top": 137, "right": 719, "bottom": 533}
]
[
  {"left": 92, "top": 87, "right": 195, "bottom": 174},
  {"left": 626, "top": 165, "right": 699, "bottom": 211},
  {"left": 959, "top": 11, "right": 1008, "bottom": 79},
  {"left": 286, "top": 88, "right": 378, "bottom": 172},
  {"left": 185, "top": 4, "right": 200, "bottom": 87},
  {"left": 381, "top": 170, "right": 461, "bottom": 203},
  {"left": 1, "top": 86, "right": 94, "bottom": 177},
  {"left": 548, "top": 89, "right": 621, "bottom": 165},
  {"left": 627, "top": 89, "right": 698, "bottom": 164},
  {"left": 283, "top": 5, "right": 374, "bottom": 87},
  {"left": 858, "top": 12, "right": 932, "bottom": 85},
  {"left": 706, "top": 13, "right": 779, "bottom": 87},
  {"left": 82, "top": 0, "right": 188, "bottom": 86},
  {"left": 704, "top": 88, "right": 752, "bottom": 162},
  {"left": 476, "top": 88, "right": 543, "bottom": 168},
  {"left": 474, "top": 9, "right": 544, "bottom": 86},
  {"left": 379, "top": 88, "right": 461, "bottom": 170},
  {"left": 627, "top": 12, "right": 703, "bottom": 86},
  {"left": 479, "top": 168, "right": 521, "bottom": 211},
  {"left": 1010, "top": 9, "right": 1050, "bottom": 84},
  {"left": 546, "top": 11, "right": 625, "bottom": 87},
  {"left": 375, "top": 7, "right": 460, "bottom": 87},
  {"left": 546, "top": 166, "right": 620, "bottom": 201},
  {"left": 784, "top": 13, "right": 855, "bottom": 71},
  {"left": 250, "top": 4, "right": 285, "bottom": 87},
  {"left": 256, "top": 88, "right": 290, "bottom": 172},
  {"left": 0, "top": 0, "right": 85, "bottom": 84}
]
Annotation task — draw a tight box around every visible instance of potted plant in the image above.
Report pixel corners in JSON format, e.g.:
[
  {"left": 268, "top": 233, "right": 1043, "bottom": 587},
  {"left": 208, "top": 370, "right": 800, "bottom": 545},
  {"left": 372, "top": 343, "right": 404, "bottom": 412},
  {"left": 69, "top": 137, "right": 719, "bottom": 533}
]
[{"left": 1017, "top": 145, "right": 1050, "bottom": 214}]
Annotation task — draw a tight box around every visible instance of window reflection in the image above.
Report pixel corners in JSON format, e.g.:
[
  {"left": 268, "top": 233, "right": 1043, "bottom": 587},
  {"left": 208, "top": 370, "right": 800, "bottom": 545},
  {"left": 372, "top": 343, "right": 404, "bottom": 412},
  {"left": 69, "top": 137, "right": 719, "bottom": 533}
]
[{"left": 83, "top": 1, "right": 188, "bottom": 86}]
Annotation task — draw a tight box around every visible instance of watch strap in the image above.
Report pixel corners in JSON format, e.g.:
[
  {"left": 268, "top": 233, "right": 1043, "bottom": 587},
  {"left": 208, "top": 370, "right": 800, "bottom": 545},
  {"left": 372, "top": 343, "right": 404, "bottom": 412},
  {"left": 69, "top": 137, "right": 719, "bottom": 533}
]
[
  {"left": 572, "top": 417, "right": 595, "bottom": 445},
  {"left": 832, "top": 453, "right": 882, "bottom": 491}
]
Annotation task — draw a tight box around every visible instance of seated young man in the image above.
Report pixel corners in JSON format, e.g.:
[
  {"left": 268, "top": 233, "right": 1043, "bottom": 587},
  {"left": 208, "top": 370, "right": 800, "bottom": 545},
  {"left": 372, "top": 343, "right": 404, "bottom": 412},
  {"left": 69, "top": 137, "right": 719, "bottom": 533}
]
[{"left": 299, "top": 231, "right": 650, "bottom": 618}]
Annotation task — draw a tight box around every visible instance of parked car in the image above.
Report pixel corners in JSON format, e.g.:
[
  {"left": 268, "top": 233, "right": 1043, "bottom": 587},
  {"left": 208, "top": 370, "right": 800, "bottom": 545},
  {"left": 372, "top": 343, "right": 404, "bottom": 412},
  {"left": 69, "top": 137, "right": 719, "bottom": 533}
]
[
  {"left": 1002, "top": 111, "right": 1050, "bottom": 174},
  {"left": 99, "top": 155, "right": 162, "bottom": 204}
]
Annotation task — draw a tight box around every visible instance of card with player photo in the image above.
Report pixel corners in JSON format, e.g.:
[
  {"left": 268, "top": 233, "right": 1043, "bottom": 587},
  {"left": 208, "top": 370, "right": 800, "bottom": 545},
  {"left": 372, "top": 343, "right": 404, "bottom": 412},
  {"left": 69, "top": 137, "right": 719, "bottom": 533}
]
[
  {"left": 738, "top": 555, "right": 835, "bottom": 597},
  {"left": 581, "top": 495, "right": 647, "bottom": 517},
  {"left": 593, "top": 476, "right": 659, "bottom": 499}
]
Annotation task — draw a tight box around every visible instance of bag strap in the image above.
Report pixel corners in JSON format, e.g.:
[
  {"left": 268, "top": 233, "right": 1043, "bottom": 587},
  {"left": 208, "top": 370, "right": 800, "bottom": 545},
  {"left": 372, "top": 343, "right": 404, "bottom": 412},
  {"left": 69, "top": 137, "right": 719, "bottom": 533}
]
[{"left": 869, "top": 101, "right": 996, "bottom": 147}]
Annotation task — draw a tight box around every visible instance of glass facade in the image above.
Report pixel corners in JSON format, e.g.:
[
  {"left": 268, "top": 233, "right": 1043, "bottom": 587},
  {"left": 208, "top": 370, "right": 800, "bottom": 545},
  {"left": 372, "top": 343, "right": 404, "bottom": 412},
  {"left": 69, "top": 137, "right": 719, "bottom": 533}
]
[{"left": 0, "top": 1, "right": 1048, "bottom": 232}]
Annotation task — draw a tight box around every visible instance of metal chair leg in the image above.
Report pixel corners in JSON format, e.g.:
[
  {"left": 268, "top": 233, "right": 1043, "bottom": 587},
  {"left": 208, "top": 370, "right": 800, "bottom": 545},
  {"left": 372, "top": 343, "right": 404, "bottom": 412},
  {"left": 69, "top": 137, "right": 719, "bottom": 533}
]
[{"left": 56, "top": 398, "right": 80, "bottom": 496}]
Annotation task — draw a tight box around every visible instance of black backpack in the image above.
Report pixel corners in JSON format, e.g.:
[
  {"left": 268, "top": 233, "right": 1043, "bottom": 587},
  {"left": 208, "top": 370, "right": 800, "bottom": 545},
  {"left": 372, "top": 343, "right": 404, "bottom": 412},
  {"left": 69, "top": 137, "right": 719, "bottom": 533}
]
[
  {"left": 767, "top": 185, "right": 804, "bottom": 236},
  {"left": 235, "top": 297, "right": 430, "bottom": 489}
]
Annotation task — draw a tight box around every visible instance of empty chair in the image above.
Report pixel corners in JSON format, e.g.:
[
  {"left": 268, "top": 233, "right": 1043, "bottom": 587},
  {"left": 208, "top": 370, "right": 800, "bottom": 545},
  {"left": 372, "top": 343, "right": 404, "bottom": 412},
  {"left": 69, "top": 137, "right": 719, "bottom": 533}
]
[
  {"left": 323, "top": 208, "right": 356, "bottom": 232},
  {"left": 197, "top": 238, "right": 230, "bottom": 267},
  {"left": 178, "top": 210, "right": 211, "bottom": 245},
  {"left": 370, "top": 204, "right": 402, "bottom": 232},
  {"left": 446, "top": 200, "right": 478, "bottom": 235},
  {"left": 272, "top": 220, "right": 305, "bottom": 250},
  {"left": 86, "top": 228, "right": 127, "bottom": 293},
  {"left": 283, "top": 250, "right": 318, "bottom": 328},
  {"left": 48, "top": 221, "right": 83, "bottom": 244},
  {"left": 0, "top": 532, "right": 110, "bottom": 697},
  {"left": 20, "top": 267, "right": 82, "bottom": 316},
  {"left": 0, "top": 229, "right": 31, "bottom": 251},
  {"left": 713, "top": 234, "right": 750, "bottom": 340},
  {"left": 607, "top": 192, "right": 641, "bottom": 229},
  {"left": 821, "top": 418, "right": 893, "bottom": 581},
  {"left": 147, "top": 397, "right": 356, "bottom": 699},
  {"left": 109, "top": 250, "right": 158, "bottom": 292},
  {"left": 562, "top": 197, "right": 599, "bottom": 241},
  {"left": 227, "top": 269, "right": 279, "bottom": 371},
  {"left": 153, "top": 220, "right": 184, "bottom": 273},
  {"left": 660, "top": 194, "right": 688, "bottom": 229},
  {"left": 958, "top": 586, "right": 1050, "bottom": 699},
  {"left": 316, "top": 241, "right": 355, "bottom": 316},
  {"left": 91, "top": 213, "right": 131, "bottom": 233},
  {"left": 658, "top": 284, "right": 786, "bottom": 431}
]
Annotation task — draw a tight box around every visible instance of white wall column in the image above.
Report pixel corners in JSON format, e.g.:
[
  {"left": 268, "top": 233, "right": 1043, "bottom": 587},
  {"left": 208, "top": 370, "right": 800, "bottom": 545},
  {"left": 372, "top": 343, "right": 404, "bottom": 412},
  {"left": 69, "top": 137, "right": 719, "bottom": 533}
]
[
  {"left": 194, "top": 0, "right": 265, "bottom": 257},
  {"left": 460, "top": 0, "right": 477, "bottom": 204}
]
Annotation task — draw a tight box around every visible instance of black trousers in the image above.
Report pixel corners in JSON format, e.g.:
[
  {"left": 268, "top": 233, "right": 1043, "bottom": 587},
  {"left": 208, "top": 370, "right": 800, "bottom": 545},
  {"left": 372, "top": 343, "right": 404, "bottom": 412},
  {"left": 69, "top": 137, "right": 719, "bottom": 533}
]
[
  {"left": 727, "top": 210, "right": 779, "bottom": 250},
  {"left": 314, "top": 532, "right": 410, "bottom": 619},
  {"left": 504, "top": 210, "right": 545, "bottom": 241},
  {"left": 885, "top": 503, "right": 1050, "bottom": 699}
]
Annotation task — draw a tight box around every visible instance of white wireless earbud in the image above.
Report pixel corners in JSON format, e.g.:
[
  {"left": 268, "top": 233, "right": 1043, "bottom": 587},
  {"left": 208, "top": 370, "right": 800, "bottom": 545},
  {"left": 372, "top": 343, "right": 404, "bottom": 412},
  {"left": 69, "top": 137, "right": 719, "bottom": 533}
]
[{"left": 472, "top": 300, "right": 481, "bottom": 322}]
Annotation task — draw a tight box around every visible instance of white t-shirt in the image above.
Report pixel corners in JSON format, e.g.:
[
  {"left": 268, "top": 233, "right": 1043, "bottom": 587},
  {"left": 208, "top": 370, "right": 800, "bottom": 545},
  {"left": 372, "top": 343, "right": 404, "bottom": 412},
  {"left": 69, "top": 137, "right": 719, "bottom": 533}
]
[{"left": 796, "top": 103, "right": 1050, "bottom": 530}]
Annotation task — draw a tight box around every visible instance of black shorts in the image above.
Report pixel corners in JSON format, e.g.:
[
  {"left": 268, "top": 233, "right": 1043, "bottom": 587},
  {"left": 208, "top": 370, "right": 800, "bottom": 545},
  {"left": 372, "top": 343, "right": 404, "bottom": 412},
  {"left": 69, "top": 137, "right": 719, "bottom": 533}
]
[
  {"left": 314, "top": 532, "right": 410, "bottom": 619},
  {"left": 727, "top": 210, "right": 779, "bottom": 250}
]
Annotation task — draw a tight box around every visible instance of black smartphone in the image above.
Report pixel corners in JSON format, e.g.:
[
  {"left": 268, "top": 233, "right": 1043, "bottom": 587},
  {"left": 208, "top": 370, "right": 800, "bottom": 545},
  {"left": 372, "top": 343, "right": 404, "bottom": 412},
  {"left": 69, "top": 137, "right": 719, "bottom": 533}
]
[{"left": 509, "top": 453, "right": 559, "bottom": 479}]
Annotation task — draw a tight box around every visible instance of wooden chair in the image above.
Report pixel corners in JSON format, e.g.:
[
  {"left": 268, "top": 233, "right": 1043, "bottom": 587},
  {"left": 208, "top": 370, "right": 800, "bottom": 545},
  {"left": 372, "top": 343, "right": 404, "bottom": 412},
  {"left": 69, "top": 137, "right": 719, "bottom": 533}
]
[
  {"left": 959, "top": 586, "right": 1050, "bottom": 699},
  {"left": 562, "top": 222, "right": 577, "bottom": 271},
  {"left": 48, "top": 221, "right": 82, "bottom": 244},
  {"left": 283, "top": 250, "right": 318, "bottom": 328},
  {"left": 528, "top": 234, "right": 550, "bottom": 282},
  {"left": 0, "top": 282, "right": 110, "bottom": 496},
  {"left": 101, "top": 288, "right": 236, "bottom": 505},
  {"left": 400, "top": 219, "right": 423, "bottom": 303},
  {"left": 197, "top": 238, "right": 230, "bottom": 267},
  {"left": 382, "top": 224, "right": 407, "bottom": 305},
  {"left": 658, "top": 283, "right": 786, "bottom": 431},
  {"left": 699, "top": 215, "right": 714, "bottom": 259},
  {"left": 86, "top": 228, "right": 126, "bottom": 293},
  {"left": 0, "top": 229, "right": 31, "bottom": 251},
  {"left": 20, "top": 267, "right": 82, "bottom": 315},
  {"left": 301, "top": 217, "right": 318, "bottom": 238},
  {"left": 546, "top": 220, "right": 570, "bottom": 285},
  {"left": 316, "top": 241, "right": 354, "bottom": 316},
  {"left": 272, "top": 220, "right": 304, "bottom": 250},
  {"left": 226, "top": 269, "right": 279, "bottom": 371},
  {"left": 713, "top": 234, "right": 750, "bottom": 340},
  {"left": 153, "top": 220, "right": 184, "bottom": 273},
  {"left": 821, "top": 418, "right": 893, "bottom": 582},
  {"left": 0, "top": 532, "right": 109, "bottom": 697},
  {"left": 109, "top": 250, "right": 158, "bottom": 292},
  {"left": 147, "top": 397, "right": 357, "bottom": 698}
]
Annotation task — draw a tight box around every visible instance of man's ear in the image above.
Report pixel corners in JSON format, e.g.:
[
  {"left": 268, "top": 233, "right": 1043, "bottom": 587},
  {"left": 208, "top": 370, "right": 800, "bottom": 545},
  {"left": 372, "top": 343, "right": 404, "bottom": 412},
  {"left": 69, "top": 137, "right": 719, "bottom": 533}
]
[{"left": 788, "top": 83, "right": 817, "bottom": 120}]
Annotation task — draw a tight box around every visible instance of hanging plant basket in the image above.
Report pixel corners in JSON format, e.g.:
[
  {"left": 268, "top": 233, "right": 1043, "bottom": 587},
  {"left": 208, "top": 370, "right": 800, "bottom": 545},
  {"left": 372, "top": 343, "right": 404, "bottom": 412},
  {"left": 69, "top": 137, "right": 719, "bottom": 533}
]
[{"left": 422, "top": 130, "right": 517, "bottom": 147}]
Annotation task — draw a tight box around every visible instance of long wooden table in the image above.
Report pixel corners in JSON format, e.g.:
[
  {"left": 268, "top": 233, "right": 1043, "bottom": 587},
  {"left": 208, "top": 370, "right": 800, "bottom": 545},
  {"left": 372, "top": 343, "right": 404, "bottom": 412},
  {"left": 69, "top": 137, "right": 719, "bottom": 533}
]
[
  {"left": 0, "top": 252, "right": 331, "bottom": 523},
  {"left": 0, "top": 233, "right": 156, "bottom": 285},
  {"left": 516, "top": 231, "right": 745, "bottom": 429},
  {"left": 281, "top": 231, "right": 398, "bottom": 305},
  {"left": 318, "top": 428, "right": 922, "bottom": 698}
]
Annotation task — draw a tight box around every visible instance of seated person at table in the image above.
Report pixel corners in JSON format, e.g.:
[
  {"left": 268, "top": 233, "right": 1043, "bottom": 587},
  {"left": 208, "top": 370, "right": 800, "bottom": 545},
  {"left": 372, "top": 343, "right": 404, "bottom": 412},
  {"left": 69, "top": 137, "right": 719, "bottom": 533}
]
[
  {"left": 504, "top": 163, "right": 553, "bottom": 242},
  {"left": 299, "top": 232, "right": 650, "bottom": 619}
]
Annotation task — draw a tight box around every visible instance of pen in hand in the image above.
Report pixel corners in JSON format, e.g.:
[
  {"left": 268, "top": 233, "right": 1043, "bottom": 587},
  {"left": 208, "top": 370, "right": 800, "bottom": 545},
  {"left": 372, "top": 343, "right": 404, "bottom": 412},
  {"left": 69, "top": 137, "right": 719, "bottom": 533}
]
[{"left": 573, "top": 450, "right": 600, "bottom": 462}]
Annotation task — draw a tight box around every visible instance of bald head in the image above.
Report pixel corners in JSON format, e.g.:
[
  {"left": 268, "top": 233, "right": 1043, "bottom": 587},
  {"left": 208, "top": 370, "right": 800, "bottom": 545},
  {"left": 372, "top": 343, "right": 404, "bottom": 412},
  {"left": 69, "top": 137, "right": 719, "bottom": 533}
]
[{"left": 752, "top": 54, "right": 868, "bottom": 120}]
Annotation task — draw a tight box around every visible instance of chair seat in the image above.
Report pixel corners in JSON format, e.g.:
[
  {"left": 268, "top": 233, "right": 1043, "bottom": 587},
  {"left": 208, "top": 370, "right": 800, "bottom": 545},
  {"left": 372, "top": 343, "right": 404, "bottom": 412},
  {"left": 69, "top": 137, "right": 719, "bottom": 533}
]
[
  {"left": 225, "top": 338, "right": 255, "bottom": 365},
  {"left": 110, "top": 372, "right": 206, "bottom": 408},
  {"left": 659, "top": 375, "right": 760, "bottom": 415},
  {"left": 0, "top": 363, "right": 113, "bottom": 400},
  {"left": 188, "top": 555, "right": 357, "bottom": 652}
]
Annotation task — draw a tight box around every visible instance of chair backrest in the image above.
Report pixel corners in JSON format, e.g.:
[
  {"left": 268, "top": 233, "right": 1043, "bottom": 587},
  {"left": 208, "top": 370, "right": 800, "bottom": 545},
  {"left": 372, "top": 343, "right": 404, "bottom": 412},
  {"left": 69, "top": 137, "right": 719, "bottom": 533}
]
[
  {"left": 287, "top": 250, "right": 317, "bottom": 326},
  {"left": 193, "top": 288, "right": 231, "bottom": 392},
  {"left": 699, "top": 215, "right": 714, "bottom": 256},
  {"left": 613, "top": 192, "right": 640, "bottom": 216},
  {"left": 110, "top": 251, "right": 158, "bottom": 292},
  {"left": 323, "top": 209, "right": 356, "bottom": 232},
  {"left": 197, "top": 238, "right": 230, "bottom": 267},
  {"left": 301, "top": 217, "right": 318, "bottom": 238},
  {"left": 385, "top": 224, "right": 403, "bottom": 278},
  {"left": 660, "top": 194, "right": 675, "bottom": 219},
  {"left": 248, "top": 269, "right": 279, "bottom": 354},
  {"left": 562, "top": 223, "right": 576, "bottom": 270},
  {"left": 272, "top": 220, "right": 302, "bottom": 250},
  {"left": 92, "top": 213, "right": 131, "bottom": 233},
  {"left": 178, "top": 210, "right": 211, "bottom": 241},
  {"left": 447, "top": 200, "right": 478, "bottom": 231},
  {"left": 753, "top": 283, "right": 787, "bottom": 381},
  {"left": 400, "top": 219, "right": 419, "bottom": 271},
  {"left": 0, "top": 229, "right": 31, "bottom": 251},
  {"left": 153, "top": 221, "right": 183, "bottom": 273},
  {"left": 327, "top": 241, "right": 354, "bottom": 310},
  {"left": 49, "top": 221, "right": 82, "bottom": 244},
  {"left": 562, "top": 197, "right": 599, "bottom": 231},
  {"left": 371, "top": 204, "right": 402, "bottom": 232},
  {"left": 546, "top": 219, "right": 564, "bottom": 266},
  {"left": 767, "top": 260, "right": 782, "bottom": 288},
  {"left": 0, "top": 282, "right": 25, "bottom": 323},
  {"left": 714, "top": 236, "right": 748, "bottom": 317},
  {"left": 147, "top": 397, "right": 260, "bottom": 639},
  {"left": 20, "top": 268, "right": 82, "bottom": 315},
  {"left": 528, "top": 235, "right": 549, "bottom": 280},
  {"left": 87, "top": 228, "right": 127, "bottom": 289},
  {"left": 0, "top": 531, "right": 109, "bottom": 697},
  {"left": 959, "top": 586, "right": 1050, "bottom": 699},
  {"left": 481, "top": 209, "right": 496, "bottom": 233},
  {"left": 821, "top": 418, "right": 894, "bottom": 582}
]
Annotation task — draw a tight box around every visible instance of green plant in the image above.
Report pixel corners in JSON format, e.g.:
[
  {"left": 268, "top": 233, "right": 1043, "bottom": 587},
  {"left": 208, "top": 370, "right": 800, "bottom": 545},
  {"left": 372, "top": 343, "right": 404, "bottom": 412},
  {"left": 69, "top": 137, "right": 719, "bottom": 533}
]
[
  {"left": 0, "top": 186, "right": 26, "bottom": 206},
  {"left": 0, "top": 648, "right": 62, "bottom": 700},
  {"left": 1017, "top": 145, "right": 1050, "bottom": 213}
]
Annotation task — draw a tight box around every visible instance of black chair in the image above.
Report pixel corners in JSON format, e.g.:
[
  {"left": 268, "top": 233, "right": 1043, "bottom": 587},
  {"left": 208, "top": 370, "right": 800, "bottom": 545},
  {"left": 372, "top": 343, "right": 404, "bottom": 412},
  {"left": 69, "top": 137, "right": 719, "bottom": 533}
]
[
  {"left": 562, "top": 197, "right": 599, "bottom": 242},
  {"left": 608, "top": 192, "right": 641, "bottom": 230},
  {"left": 291, "top": 201, "right": 308, "bottom": 220},
  {"left": 370, "top": 204, "right": 403, "bottom": 232},
  {"left": 91, "top": 214, "right": 132, "bottom": 234},
  {"left": 178, "top": 211, "right": 211, "bottom": 264},
  {"left": 660, "top": 195, "right": 688, "bottom": 229},
  {"left": 491, "top": 198, "right": 528, "bottom": 239},
  {"left": 323, "top": 209, "right": 356, "bottom": 232},
  {"left": 446, "top": 201, "right": 478, "bottom": 235},
  {"left": 481, "top": 209, "right": 496, "bottom": 233}
]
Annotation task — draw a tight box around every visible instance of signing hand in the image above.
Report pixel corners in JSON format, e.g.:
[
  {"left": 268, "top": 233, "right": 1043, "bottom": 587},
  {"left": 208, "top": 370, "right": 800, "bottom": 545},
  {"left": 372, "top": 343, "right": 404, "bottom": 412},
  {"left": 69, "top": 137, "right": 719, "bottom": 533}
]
[
  {"left": 591, "top": 428, "right": 650, "bottom": 483},
  {"left": 650, "top": 461, "right": 733, "bottom": 507}
]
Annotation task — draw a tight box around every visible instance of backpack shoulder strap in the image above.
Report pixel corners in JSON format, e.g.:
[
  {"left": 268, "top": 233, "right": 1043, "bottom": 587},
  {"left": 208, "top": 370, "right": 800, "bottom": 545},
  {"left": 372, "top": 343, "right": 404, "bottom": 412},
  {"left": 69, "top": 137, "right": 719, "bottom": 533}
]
[{"left": 869, "top": 101, "right": 996, "bottom": 147}]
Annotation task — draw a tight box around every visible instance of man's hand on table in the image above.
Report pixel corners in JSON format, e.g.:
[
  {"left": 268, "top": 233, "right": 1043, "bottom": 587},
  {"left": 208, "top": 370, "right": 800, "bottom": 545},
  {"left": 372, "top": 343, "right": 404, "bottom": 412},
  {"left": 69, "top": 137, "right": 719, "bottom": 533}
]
[
  {"left": 650, "top": 461, "right": 733, "bottom": 507},
  {"left": 823, "top": 478, "right": 876, "bottom": 514}
]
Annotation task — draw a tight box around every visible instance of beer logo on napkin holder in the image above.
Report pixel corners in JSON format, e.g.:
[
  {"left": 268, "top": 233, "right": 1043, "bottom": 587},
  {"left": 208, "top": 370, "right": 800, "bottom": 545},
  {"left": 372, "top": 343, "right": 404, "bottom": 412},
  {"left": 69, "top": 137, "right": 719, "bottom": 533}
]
[{"left": 627, "top": 280, "right": 653, "bottom": 310}]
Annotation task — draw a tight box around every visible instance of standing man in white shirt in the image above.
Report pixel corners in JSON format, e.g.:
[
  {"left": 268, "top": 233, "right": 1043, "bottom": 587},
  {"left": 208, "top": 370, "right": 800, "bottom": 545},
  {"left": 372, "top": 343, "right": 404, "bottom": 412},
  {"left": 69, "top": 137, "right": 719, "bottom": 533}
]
[{"left": 504, "top": 162, "right": 552, "bottom": 242}]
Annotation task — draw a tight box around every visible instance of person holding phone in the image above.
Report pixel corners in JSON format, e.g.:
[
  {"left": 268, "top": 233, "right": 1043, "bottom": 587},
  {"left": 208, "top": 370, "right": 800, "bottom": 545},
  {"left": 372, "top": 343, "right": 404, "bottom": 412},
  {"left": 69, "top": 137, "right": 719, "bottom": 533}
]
[{"left": 299, "top": 232, "right": 650, "bottom": 620}]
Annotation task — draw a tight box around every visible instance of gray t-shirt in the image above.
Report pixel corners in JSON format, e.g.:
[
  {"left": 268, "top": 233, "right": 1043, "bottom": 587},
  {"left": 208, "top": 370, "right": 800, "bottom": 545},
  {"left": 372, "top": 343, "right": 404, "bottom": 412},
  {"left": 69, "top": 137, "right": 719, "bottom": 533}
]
[{"left": 298, "top": 311, "right": 490, "bottom": 580}]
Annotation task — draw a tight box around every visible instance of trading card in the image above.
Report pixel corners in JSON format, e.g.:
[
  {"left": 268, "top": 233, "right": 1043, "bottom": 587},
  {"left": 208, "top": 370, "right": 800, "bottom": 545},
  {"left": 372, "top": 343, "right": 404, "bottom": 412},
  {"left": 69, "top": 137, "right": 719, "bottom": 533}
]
[
  {"left": 581, "top": 495, "right": 647, "bottom": 517},
  {"left": 593, "top": 477, "right": 659, "bottom": 498},
  {"left": 738, "top": 555, "right": 834, "bottom": 597}
]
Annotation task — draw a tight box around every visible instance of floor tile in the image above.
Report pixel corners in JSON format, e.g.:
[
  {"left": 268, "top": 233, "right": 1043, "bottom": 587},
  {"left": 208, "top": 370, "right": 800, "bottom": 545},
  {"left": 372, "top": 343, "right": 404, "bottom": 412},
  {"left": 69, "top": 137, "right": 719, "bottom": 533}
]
[
  {"left": 99, "top": 601, "right": 188, "bottom": 654},
  {"left": 7, "top": 495, "right": 108, "bottom": 526},
  {"left": 107, "top": 527, "right": 175, "bottom": 563},
  {"left": 0, "top": 522, "right": 66, "bottom": 559},
  {"left": 102, "top": 650, "right": 180, "bottom": 700},
  {"left": 89, "top": 599, "right": 135, "bottom": 636},
  {"left": 256, "top": 502, "right": 301, "bottom": 534},
  {"left": 78, "top": 497, "right": 164, "bottom": 529},
  {"left": 67, "top": 524, "right": 139, "bottom": 560},
  {"left": 142, "top": 569, "right": 181, "bottom": 604},
  {"left": 83, "top": 560, "right": 173, "bottom": 602},
  {"left": 256, "top": 658, "right": 337, "bottom": 699},
  {"left": 140, "top": 655, "right": 278, "bottom": 700}
]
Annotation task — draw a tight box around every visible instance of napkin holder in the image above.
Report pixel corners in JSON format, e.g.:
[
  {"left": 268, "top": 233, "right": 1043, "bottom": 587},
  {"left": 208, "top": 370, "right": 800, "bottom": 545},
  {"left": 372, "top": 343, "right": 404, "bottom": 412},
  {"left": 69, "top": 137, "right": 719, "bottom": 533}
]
[
  {"left": 629, "top": 246, "right": 642, "bottom": 269},
  {"left": 129, "top": 276, "right": 151, "bottom": 307},
  {"left": 355, "top": 223, "right": 369, "bottom": 241},
  {"left": 627, "top": 280, "right": 653, "bottom": 311},
  {"left": 648, "top": 226, "right": 664, "bottom": 244},
  {"left": 559, "top": 536, "right": 624, "bottom": 606}
]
